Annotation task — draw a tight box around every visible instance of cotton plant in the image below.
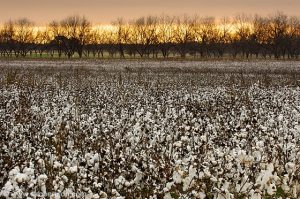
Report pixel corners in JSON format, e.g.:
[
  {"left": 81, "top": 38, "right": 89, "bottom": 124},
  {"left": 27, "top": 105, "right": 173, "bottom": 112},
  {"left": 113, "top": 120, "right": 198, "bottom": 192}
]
[{"left": 1, "top": 67, "right": 300, "bottom": 198}]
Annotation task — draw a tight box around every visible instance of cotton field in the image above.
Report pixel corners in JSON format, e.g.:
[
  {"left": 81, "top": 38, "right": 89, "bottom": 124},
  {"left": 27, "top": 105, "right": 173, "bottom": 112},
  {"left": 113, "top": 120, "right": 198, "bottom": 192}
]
[{"left": 1, "top": 60, "right": 300, "bottom": 199}]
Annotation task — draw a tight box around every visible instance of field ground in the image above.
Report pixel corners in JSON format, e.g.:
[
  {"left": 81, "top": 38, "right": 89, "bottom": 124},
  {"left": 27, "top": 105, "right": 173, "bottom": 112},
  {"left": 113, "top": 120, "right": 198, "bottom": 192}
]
[{"left": 0, "top": 60, "right": 300, "bottom": 198}]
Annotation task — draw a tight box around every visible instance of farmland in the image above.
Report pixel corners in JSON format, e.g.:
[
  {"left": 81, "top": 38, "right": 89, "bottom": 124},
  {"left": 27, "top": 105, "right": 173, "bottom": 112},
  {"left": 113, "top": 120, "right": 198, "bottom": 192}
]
[{"left": 0, "top": 60, "right": 300, "bottom": 199}]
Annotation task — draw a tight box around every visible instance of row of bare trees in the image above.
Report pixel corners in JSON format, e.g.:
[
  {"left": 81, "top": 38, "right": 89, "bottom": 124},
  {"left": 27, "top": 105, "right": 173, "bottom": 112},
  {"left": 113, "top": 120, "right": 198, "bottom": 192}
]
[{"left": 0, "top": 13, "right": 300, "bottom": 59}]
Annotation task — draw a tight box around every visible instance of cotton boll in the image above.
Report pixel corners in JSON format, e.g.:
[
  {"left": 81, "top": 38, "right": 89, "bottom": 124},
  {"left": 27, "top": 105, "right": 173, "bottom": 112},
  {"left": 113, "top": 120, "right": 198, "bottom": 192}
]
[
  {"left": 266, "top": 183, "right": 276, "bottom": 196},
  {"left": 249, "top": 189, "right": 262, "bottom": 199},
  {"left": 69, "top": 166, "right": 78, "bottom": 173},
  {"left": 281, "top": 175, "right": 290, "bottom": 193},
  {"left": 53, "top": 161, "right": 62, "bottom": 169},
  {"left": 163, "top": 192, "right": 172, "bottom": 199},
  {"left": 253, "top": 151, "right": 262, "bottom": 162},
  {"left": 92, "top": 193, "right": 100, "bottom": 199},
  {"left": 0, "top": 181, "right": 14, "bottom": 197},
  {"left": 278, "top": 114, "right": 284, "bottom": 122},
  {"left": 285, "top": 162, "right": 295, "bottom": 174},
  {"left": 133, "top": 172, "right": 143, "bottom": 185},
  {"left": 15, "top": 173, "right": 29, "bottom": 184},
  {"left": 37, "top": 174, "right": 48, "bottom": 194},
  {"left": 173, "top": 141, "right": 182, "bottom": 147},
  {"left": 99, "top": 191, "right": 108, "bottom": 199}
]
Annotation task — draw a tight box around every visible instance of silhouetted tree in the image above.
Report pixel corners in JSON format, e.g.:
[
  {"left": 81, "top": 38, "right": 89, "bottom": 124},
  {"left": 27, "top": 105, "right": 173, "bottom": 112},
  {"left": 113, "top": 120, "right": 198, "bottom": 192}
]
[
  {"left": 157, "top": 15, "right": 175, "bottom": 58},
  {"left": 60, "top": 15, "right": 92, "bottom": 58},
  {"left": 0, "top": 13, "right": 300, "bottom": 59},
  {"left": 269, "top": 12, "right": 289, "bottom": 59},
  {"left": 0, "top": 20, "right": 16, "bottom": 57},
  {"left": 173, "top": 16, "right": 195, "bottom": 58},
  {"left": 14, "top": 18, "right": 34, "bottom": 57}
]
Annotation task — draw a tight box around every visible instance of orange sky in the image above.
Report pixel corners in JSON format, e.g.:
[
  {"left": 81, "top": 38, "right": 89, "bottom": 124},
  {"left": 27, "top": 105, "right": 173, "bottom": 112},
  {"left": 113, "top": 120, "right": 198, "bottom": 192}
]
[{"left": 1, "top": 0, "right": 299, "bottom": 25}]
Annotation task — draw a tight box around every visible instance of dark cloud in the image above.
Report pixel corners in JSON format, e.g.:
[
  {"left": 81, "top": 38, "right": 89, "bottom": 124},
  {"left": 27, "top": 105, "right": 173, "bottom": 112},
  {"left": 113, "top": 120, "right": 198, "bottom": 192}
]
[{"left": 0, "top": 0, "right": 299, "bottom": 24}]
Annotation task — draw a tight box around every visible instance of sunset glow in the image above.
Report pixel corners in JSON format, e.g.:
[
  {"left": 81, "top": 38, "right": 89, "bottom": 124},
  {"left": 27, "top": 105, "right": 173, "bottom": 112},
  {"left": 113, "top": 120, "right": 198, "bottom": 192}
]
[{"left": 1, "top": 0, "right": 300, "bottom": 24}]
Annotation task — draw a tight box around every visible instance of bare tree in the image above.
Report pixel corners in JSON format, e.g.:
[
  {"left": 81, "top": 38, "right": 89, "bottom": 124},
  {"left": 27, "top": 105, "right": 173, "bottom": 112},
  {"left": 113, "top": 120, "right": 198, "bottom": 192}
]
[
  {"left": 194, "top": 17, "right": 218, "bottom": 57},
  {"left": 113, "top": 18, "right": 131, "bottom": 58},
  {"left": 60, "top": 15, "right": 92, "bottom": 58},
  {"left": 232, "top": 14, "right": 253, "bottom": 58},
  {"left": 0, "top": 12, "right": 299, "bottom": 59},
  {"left": 286, "top": 16, "right": 300, "bottom": 58},
  {"left": 14, "top": 18, "right": 35, "bottom": 57},
  {"left": 157, "top": 15, "right": 175, "bottom": 58},
  {"left": 0, "top": 20, "right": 16, "bottom": 57},
  {"left": 48, "top": 20, "right": 64, "bottom": 57},
  {"left": 215, "top": 17, "right": 232, "bottom": 57},
  {"left": 130, "top": 16, "right": 158, "bottom": 58},
  {"left": 270, "top": 12, "right": 289, "bottom": 59},
  {"left": 173, "top": 16, "right": 196, "bottom": 58},
  {"left": 253, "top": 15, "right": 272, "bottom": 58}
]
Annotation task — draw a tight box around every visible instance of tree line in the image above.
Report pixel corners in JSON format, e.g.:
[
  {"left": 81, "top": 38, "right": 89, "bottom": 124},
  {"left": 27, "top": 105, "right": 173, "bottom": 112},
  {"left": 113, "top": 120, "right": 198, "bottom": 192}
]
[{"left": 0, "top": 13, "right": 299, "bottom": 59}]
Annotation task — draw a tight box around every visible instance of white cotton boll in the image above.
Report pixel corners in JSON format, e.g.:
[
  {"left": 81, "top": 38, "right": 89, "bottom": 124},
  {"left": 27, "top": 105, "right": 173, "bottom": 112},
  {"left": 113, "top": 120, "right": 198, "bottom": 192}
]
[
  {"left": 46, "top": 132, "right": 54, "bottom": 138},
  {"left": 93, "top": 128, "right": 98, "bottom": 134},
  {"left": 210, "top": 176, "right": 218, "bottom": 183},
  {"left": 50, "top": 193, "right": 61, "bottom": 199},
  {"left": 58, "top": 180, "right": 64, "bottom": 192},
  {"left": 92, "top": 194, "right": 100, "bottom": 199},
  {"left": 163, "top": 182, "right": 174, "bottom": 192},
  {"left": 69, "top": 166, "right": 78, "bottom": 173},
  {"left": 253, "top": 151, "right": 262, "bottom": 162},
  {"left": 189, "top": 166, "right": 197, "bottom": 179},
  {"left": 64, "top": 188, "right": 75, "bottom": 198},
  {"left": 67, "top": 139, "right": 74, "bottom": 149},
  {"left": 187, "top": 145, "right": 192, "bottom": 152},
  {"left": 115, "top": 143, "right": 121, "bottom": 149},
  {"left": 61, "top": 175, "right": 68, "bottom": 182},
  {"left": 133, "top": 172, "right": 143, "bottom": 184},
  {"left": 285, "top": 162, "right": 295, "bottom": 174},
  {"left": 173, "top": 141, "right": 182, "bottom": 147},
  {"left": 11, "top": 189, "right": 23, "bottom": 199},
  {"left": 145, "top": 111, "right": 152, "bottom": 120},
  {"left": 249, "top": 190, "right": 261, "bottom": 199},
  {"left": 266, "top": 163, "right": 274, "bottom": 172},
  {"left": 37, "top": 174, "right": 47, "bottom": 185},
  {"left": 115, "top": 175, "right": 126, "bottom": 188},
  {"left": 181, "top": 136, "right": 189, "bottom": 142},
  {"left": 182, "top": 166, "right": 197, "bottom": 191},
  {"left": 37, "top": 174, "right": 47, "bottom": 194},
  {"left": 281, "top": 176, "right": 290, "bottom": 193},
  {"left": 199, "top": 192, "right": 206, "bottom": 199},
  {"left": 38, "top": 158, "right": 45, "bottom": 167},
  {"left": 172, "top": 170, "right": 182, "bottom": 184},
  {"left": 99, "top": 191, "right": 108, "bottom": 199},
  {"left": 85, "top": 192, "right": 93, "bottom": 199},
  {"left": 9, "top": 167, "right": 20, "bottom": 179},
  {"left": 200, "top": 135, "right": 206, "bottom": 141},
  {"left": 204, "top": 168, "right": 211, "bottom": 177},
  {"left": 0, "top": 181, "right": 14, "bottom": 197},
  {"left": 124, "top": 181, "right": 131, "bottom": 187},
  {"left": 163, "top": 192, "right": 173, "bottom": 199},
  {"left": 15, "top": 173, "right": 29, "bottom": 184},
  {"left": 278, "top": 114, "right": 284, "bottom": 122},
  {"left": 211, "top": 160, "right": 218, "bottom": 166},
  {"left": 53, "top": 161, "right": 62, "bottom": 169},
  {"left": 260, "top": 126, "right": 267, "bottom": 132},
  {"left": 41, "top": 185, "right": 47, "bottom": 194},
  {"left": 166, "top": 135, "right": 172, "bottom": 142},
  {"left": 266, "top": 183, "right": 276, "bottom": 195},
  {"left": 182, "top": 177, "right": 191, "bottom": 191},
  {"left": 131, "top": 165, "right": 138, "bottom": 172}
]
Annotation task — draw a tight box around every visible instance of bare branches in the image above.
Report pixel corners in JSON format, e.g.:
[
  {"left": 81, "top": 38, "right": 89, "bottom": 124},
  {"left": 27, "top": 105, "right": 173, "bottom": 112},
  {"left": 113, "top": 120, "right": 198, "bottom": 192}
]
[{"left": 0, "top": 13, "right": 300, "bottom": 59}]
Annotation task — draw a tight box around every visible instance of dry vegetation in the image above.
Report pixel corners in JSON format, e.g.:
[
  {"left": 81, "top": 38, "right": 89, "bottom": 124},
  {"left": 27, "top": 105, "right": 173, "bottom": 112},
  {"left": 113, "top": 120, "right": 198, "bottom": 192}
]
[{"left": 0, "top": 60, "right": 300, "bottom": 199}]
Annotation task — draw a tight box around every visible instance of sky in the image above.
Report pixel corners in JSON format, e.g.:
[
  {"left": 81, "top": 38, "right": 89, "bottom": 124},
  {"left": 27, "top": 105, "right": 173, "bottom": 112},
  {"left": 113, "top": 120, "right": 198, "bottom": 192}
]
[{"left": 0, "top": 0, "right": 299, "bottom": 25}]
